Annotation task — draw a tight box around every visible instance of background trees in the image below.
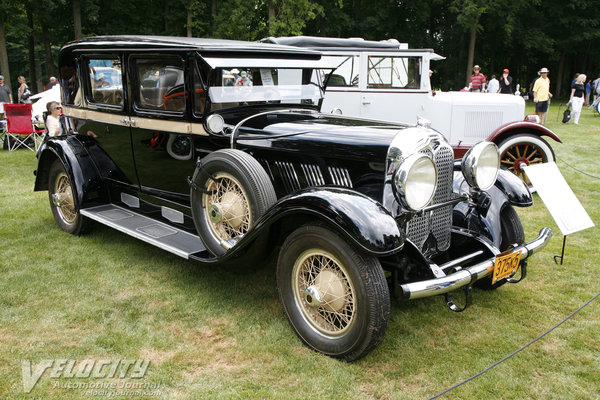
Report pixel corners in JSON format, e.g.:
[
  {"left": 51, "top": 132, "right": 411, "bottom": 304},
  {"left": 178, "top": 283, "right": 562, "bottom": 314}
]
[{"left": 1, "top": 0, "right": 599, "bottom": 98}]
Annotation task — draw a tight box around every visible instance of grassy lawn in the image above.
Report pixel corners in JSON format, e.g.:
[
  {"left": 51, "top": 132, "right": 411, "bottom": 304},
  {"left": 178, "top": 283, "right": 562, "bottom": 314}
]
[{"left": 0, "top": 102, "right": 598, "bottom": 399}]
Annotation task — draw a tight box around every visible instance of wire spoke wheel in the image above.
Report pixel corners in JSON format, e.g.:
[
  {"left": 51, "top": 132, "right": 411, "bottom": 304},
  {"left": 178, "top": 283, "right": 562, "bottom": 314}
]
[
  {"left": 277, "top": 225, "right": 390, "bottom": 360},
  {"left": 48, "top": 160, "right": 91, "bottom": 235},
  {"left": 498, "top": 134, "right": 555, "bottom": 186},
  {"left": 293, "top": 249, "right": 356, "bottom": 336},
  {"left": 203, "top": 172, "right": 251, "bottom": 243},
  {"left": 53, "top": 171, "right": 77, "bottom": 224}
]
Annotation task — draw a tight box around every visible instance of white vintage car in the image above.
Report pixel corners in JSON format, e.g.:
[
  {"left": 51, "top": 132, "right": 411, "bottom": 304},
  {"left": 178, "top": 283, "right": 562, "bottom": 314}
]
[{"left": 263, "top": 36, "right": 562, "bottom": 184}]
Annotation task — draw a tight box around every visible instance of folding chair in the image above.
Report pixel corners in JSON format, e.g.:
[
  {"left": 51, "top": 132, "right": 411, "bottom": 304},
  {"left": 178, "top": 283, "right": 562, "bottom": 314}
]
[{"left": 3, "top": 103, "right": 44, "bottom": 151}]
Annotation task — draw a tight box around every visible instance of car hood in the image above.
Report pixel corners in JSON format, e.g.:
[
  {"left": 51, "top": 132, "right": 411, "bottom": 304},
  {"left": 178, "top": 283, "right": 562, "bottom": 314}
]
[{"left": 237, "top": 114, "right": 413, "bottom": 162}]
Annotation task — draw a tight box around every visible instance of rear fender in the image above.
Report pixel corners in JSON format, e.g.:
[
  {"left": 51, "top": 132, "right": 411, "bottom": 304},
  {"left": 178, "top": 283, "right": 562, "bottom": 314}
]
[
  {"left": 34, "top": 136, "right": 107, "bottom": 209},
  {"left": 487, "top": 120, "right": 562, "bottom": 145}
]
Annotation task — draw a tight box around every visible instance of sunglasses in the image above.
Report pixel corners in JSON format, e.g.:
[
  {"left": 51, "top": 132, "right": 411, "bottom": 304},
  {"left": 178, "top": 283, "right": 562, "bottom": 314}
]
[{"left": 53, "top": 106, "right": 62, "bottom": 111}]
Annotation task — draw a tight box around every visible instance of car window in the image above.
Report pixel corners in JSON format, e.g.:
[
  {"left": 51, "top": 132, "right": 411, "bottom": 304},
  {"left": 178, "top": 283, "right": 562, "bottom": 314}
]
[
  {"left": 135, "top": 58, "right": 185, "bottom": 113},
  {"left": 60, "top": 58, "right": 81, "bottom": 106},
  {"left": 323, "top": 55, "right": 360, "bottom": 87},
  {"left": 367, "top": 56, "right": 421, "bottom": 89},
  {"left": 208, "top": 67, "right": 323, "bottom": 109},
  {"left": 85, "top": 57, "right": 124, "bottom": 107}
]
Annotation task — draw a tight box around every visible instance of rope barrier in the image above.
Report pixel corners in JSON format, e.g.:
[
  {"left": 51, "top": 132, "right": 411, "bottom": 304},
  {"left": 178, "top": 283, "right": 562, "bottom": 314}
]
[{"left": 428, "top": 291, "right": 600, "bottom": 399}]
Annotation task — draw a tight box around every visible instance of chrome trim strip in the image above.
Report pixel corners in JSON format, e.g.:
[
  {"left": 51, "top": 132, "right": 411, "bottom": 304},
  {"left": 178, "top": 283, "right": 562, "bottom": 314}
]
[
  {"left": 62, "top": 106, "right": 208, "bottom": 136},
  {"left": 400, "top": 228, "right": 552, "bottom": 300}
]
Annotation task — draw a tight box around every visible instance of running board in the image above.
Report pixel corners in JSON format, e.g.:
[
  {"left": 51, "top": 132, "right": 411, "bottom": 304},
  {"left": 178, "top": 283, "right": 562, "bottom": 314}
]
[{"left": 80, "top": 204, "right": 205, "bottom": 259}]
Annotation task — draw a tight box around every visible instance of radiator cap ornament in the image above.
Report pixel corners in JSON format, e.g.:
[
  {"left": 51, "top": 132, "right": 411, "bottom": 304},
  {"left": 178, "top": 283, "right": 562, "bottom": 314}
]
[{"left": 417, "top": 115, "right": 431, "bottom": 128}]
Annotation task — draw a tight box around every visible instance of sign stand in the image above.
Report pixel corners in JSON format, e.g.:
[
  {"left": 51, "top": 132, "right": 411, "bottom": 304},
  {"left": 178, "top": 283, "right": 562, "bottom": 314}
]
[{"left": 553, "top": 235, "right": 567, "bottom": 265}]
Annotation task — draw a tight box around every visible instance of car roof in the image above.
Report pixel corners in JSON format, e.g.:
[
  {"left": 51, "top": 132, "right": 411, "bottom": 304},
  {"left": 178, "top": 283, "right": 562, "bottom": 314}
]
[
  {"left": 261, "top": 36, "right": 437, "bottom": 53},
  {"left": 62, "top": 35, "right": 322, "bottom": 59}
]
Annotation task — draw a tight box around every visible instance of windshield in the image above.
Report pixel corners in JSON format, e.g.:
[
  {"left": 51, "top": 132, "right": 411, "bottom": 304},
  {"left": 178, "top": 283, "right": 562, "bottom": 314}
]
[{"left": 208, "top": 67, "right": 325, "bottom": 108}]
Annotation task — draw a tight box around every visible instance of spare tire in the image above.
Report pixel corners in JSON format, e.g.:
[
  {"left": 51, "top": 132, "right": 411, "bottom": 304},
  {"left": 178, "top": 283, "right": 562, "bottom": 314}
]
[{"left": 190, "top": 149, "right": 276, "bottom": 256}]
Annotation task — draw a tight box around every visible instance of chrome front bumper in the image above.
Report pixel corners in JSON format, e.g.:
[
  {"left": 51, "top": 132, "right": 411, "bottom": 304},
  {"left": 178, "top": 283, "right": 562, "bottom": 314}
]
[{"left": 400, "top": 228, "right": 553, "bottom": 300}]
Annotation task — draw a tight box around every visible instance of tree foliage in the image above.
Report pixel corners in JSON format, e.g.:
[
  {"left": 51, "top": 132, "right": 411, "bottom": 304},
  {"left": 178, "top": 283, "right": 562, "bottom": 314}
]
[{"left": 2, "top": 0, "right": 600, "bottom": 97}]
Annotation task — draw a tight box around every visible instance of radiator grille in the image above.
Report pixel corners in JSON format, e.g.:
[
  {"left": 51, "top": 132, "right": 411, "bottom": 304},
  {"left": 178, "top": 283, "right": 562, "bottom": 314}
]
[
  {"left": 407, "top": 144, "right": 454, "bottom": 252},
  {"left": 464, "top": 111, "right": 504, "bottom": 139}
]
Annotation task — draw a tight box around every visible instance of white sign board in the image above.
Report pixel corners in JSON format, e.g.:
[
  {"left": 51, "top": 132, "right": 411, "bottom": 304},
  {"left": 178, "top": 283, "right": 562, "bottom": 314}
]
[{"left": 524, "top": 162, "right": 595, "bottom": 235}]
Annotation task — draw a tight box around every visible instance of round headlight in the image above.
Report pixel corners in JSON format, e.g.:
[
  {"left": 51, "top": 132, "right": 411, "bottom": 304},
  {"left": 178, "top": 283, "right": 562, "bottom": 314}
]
[
  {"left": 461, "top": 142, "right": 500, "bottom": 191},
  {"left": 205, "top": 114, "right": 224, "bottom": 134},
  {"left": 394, "top": 154, "right": 437, "bottom": 211}
]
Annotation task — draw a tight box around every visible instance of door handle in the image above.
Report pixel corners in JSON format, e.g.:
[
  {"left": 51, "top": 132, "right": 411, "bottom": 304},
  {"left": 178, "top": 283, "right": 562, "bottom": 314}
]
[
  {"left": 129, "top": 119, "right": 136, "bottom": 127},
  {"left": 118, "top": 118, "right": 129, "bottom": 125},
  {"left": 362, "top": 100, "right": 371, "bottom": 105}
]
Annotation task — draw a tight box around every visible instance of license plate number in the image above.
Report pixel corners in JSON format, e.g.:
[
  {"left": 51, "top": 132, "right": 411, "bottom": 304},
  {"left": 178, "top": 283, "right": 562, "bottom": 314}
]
[{"left": 492, "top": 250, "right": 522, "bottom": 283}]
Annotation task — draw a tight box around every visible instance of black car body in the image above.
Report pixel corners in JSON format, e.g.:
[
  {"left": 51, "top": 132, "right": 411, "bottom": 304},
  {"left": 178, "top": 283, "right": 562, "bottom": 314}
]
[{"left": 34, "top": 36, "right": 552, "bottom": 361}]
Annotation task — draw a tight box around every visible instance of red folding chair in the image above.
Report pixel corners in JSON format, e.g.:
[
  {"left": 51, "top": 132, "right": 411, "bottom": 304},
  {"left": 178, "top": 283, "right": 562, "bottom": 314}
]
[{"left": 4, "top": 103, "right": 44, "bottom": 151}]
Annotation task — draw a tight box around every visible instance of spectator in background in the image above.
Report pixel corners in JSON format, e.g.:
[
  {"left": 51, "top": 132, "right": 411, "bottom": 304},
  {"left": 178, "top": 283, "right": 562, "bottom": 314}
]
[
  {"left": 0, "top": 75, "right": 13, "bottom": 113},
  {"left": 468, "top": 65, "right": 486, "bottom": 92},
  {"left": 594, "top": 74, "right": 600, "bottom": 100},
  {"left": 45, "top": 101, "right": 62, "bottom": 136},
  {"left": 45, "top": 77, "right": 58, "bottom": 91},
  {"left": 17, "top": 76, "right": 32, "bottom": 103},
  {"left": 499, "top": 69, "right": 513, "bottom": 94},
  {"left": 532, "top": 67, "right": 552, "bottom": 125},
  {"left": 571, "top": 73, "right": 579, "bottom": 86},
  {"left": 585, "top": 78, "right": 591, "bottom": 106},
  {"left": 567, "top": 74, "right": 586, "bottom": 125},
  {"left": 487, "top": 74, "right": 499, "bottom": 93}
]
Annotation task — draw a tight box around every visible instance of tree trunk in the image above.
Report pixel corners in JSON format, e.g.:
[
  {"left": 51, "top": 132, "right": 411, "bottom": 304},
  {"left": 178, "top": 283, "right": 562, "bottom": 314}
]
[
  {"left": 353, "top": 0, "right": 360, "bottom": 36},
  {"left": 164, "top": 0, "right": 169, "bottom": 33},
  {"left": 73, "top": 0, "right": 82, "bottom": 39},
  {"left": 465, "top": 24, "right": 477, "bottom": 86},
  {"left": 26, "top": 5, "right": 39, "bottom": 93},
  {"left": 0, "top": 18, "right": 10, "bottom": 89},
  {"left": 42, "top": 23, "right": 54, "bottom": 79},
  {"left": 268, "top": 0, "right": 276, "bottom": 30},
  {"left": 187, "top": 3, "right": 192, "bottom": 37},
  {"left": 556, "top": 53, "right": 565, "bottom": 99},
  {"left": 211, "top": 0, "right": 217, "bottom": 30}
]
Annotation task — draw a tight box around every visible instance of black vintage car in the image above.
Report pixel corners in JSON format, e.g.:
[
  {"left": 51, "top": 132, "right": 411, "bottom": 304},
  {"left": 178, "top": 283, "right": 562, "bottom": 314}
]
[{"left": 34, "top": 36, "right": 552, "bottom": 361}]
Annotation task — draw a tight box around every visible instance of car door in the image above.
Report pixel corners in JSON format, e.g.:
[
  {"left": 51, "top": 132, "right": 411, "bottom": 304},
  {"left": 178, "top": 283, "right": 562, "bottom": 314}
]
[
  {"left": 359, "top": 53, "right": 429, "bottom": 125},
  {"left": 127, "top": 53, "right": 201, "bottom": 207},
  {"left": 78, "top": 54, "right": 138, "bottom": 189},
  {"left": 319, "top": 54, "right": 362, "bottom": 116}
]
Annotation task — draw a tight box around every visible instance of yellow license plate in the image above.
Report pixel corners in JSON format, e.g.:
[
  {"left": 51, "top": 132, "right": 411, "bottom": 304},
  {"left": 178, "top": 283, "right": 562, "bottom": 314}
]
[{"left": 492, "top": 250, "right": 522, "bottom": 283}]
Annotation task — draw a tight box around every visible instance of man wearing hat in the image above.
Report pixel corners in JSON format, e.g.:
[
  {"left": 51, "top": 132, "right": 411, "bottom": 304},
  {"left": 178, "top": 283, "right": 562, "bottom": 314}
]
[
  {"left": 468, "top": 65, "right": 486, "bottom": 92},
  {"left": 499, "top": 68, "right": 513, "bottom": 94},
  {"left": 533, "top": 67, "right": 552, "bottom": 125},
  {"left": 0, "top": 75, "right": 13, "bottom": 114}
]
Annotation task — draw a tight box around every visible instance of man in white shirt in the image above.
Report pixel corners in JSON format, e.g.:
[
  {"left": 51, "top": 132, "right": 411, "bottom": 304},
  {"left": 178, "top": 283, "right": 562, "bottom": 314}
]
[
  {"left": 45, "top": 101, "right": 62, "bottom": 137},
  {"left": 487, "top": 75, "right": 500, "bottom": 94}
]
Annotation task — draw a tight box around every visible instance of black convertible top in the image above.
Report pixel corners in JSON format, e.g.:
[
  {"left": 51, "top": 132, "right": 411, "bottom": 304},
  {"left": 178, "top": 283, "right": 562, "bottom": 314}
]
[{"left": 62, "top": 35, "right": 321, "bottom": 58}]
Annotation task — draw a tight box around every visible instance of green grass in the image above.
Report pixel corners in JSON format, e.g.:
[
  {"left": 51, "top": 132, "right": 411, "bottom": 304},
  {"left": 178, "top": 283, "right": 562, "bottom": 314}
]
[{"left": 1, "top": 102, "right": 599, "bottom": 399}]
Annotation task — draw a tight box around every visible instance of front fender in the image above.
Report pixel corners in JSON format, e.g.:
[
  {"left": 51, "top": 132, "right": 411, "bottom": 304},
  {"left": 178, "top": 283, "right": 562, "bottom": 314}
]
[
  {"left": 452, "top": 185, "right": 508, "bottom": 248},
  {"left": 221, "top": 187, "right": 405, "bottom": 260},
  {"left": 266, "top": 187, "right": 404, "bottom": 255},
  {"left": 487, "top": 120, "right": 562, "bottom": 145},
  {"left": 494, "top": 168, "right": 533, "bottom": 207}
]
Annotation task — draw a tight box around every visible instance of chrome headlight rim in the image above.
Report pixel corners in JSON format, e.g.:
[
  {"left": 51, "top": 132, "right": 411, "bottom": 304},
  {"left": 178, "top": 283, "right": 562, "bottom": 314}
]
[
  {"left": 393, "top": 153, "right": 438, "bottom": 211},
  {"left": 461, "top": 141, "right": 500, "bottom": 191}
]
